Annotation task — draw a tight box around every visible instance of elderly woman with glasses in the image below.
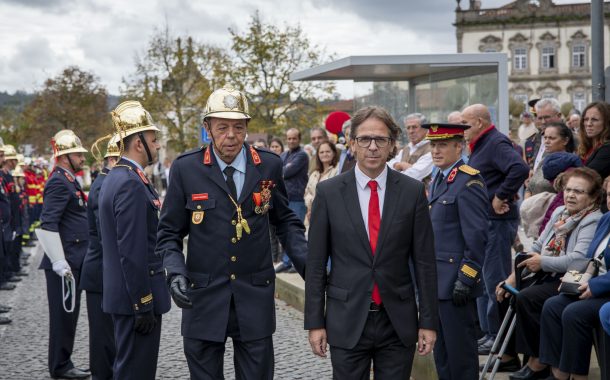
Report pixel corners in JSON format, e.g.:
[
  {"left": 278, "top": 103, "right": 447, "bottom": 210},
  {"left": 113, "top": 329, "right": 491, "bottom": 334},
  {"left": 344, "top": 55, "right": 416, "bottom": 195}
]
[
  {"left": 496, "top": 167, "right": 603, "bottom": 380},
  {"left": 538, "top": 176, "right": 610, "bottom": 380}
]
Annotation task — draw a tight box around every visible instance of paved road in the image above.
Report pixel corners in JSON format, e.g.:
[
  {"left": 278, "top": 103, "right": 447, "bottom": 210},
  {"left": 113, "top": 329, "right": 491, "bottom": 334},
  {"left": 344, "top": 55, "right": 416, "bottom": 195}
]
[{"left": 0, "top": 243, "right": 332, "bottom": 379}]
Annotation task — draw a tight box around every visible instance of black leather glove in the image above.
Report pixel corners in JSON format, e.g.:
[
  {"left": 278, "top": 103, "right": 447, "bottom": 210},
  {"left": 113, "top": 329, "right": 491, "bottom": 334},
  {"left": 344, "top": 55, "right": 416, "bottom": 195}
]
[
  {"left": 452, "top": 279, "right": 472, "bottom": 307},
  {"left": 134, "top": 310, "right": 156, "bottom": 335},
  {"left": 169, "top": 274, "right": 193, "bottom": 309}
]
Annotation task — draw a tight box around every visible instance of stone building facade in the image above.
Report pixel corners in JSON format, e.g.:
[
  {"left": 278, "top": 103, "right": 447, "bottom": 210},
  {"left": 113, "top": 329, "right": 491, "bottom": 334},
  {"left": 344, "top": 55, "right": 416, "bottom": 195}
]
[{"left": 455, "top": 0, "right": 610, "bottom": 111}]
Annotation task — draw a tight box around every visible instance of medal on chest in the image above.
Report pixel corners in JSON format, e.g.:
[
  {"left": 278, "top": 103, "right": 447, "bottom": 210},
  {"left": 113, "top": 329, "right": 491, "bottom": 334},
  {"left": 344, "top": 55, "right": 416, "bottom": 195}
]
[{"left": 253, "top": 180, "right": 275, "bottom": 214}]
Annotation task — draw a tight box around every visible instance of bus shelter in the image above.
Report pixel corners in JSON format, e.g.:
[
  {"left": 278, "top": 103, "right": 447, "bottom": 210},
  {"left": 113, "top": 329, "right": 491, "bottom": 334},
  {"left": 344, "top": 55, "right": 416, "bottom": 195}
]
[{"left": 290, "top": 53, "right": 509, "bottom": 135}]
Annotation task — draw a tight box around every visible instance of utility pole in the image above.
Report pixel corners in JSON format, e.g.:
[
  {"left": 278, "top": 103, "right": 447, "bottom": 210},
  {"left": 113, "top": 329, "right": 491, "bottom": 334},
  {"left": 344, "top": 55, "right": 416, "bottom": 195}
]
[{"left": 591, "top": 0, "right": 605, "bottom": 101}]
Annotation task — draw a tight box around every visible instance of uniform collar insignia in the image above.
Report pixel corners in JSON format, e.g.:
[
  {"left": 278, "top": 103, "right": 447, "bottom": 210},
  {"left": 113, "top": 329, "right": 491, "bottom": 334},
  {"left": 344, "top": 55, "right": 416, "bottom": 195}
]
[
  {"left": 203, "top": 146, "right": 212, "bottom": 165},
  {"left": 249, "top": 145, "right": 261, "bottom": 166},
  {"left": 447, "top": 167, "right": 458, "bottom": 183},
  {"left": 136, "top": 168, "right": 149, "bottom": 184}
]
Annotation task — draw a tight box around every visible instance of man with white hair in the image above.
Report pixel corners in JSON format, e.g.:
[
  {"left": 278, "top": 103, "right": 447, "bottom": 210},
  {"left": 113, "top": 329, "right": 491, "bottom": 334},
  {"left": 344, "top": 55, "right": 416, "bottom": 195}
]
[{"left": 387, "top": 113, "right": 433, "bottom": 181}]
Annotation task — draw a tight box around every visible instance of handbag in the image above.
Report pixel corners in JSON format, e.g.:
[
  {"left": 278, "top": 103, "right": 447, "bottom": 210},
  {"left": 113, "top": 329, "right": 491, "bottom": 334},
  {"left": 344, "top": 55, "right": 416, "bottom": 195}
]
[{"left": 559, "top": 255, "right": 603, "bottom": 295}]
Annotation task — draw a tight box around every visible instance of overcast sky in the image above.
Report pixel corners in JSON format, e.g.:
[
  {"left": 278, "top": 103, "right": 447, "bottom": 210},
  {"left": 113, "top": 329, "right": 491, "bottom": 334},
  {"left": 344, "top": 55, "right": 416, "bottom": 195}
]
[{"left": 0, "top": 0, "right": 590, "bottom": 96}]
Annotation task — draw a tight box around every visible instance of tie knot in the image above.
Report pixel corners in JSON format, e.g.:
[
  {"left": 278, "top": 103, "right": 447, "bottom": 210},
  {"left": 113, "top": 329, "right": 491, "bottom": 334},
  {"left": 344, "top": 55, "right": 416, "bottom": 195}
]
[
  {"left": 223, "top": 166, "right": 236, "bottom": 177},
  {"left": 368, "top": 180, "right": 378, "bottom": 192}
]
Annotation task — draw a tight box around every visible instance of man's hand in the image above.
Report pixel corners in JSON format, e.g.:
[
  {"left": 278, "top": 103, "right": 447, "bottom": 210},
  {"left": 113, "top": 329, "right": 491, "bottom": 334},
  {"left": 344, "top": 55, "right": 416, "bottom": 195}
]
[
  {"left": 417, "top": 328, "right": 436, "bottom": 356},
  {"left": 452, "top": 280, "right": 472, "bottom": 307},
  {"left": 169, "top": 275, "right": 193, "bottom": 309},
  {"left": 52, "top": 259, "right": 71, "bottom": 277},
  {"left": 308, "top": 328, "right": 328, "bottom": 358},
  {"left": 492, "top": 195, "right": 510, "bottom": 214},
  {"left": 134, "top": 310, "right": 156, "bottom": 335}
]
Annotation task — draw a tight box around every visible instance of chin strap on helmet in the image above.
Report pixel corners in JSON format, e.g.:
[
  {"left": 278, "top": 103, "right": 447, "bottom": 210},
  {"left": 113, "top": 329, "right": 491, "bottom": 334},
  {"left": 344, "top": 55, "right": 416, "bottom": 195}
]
[{"left": 137, "top": 131, "right": 154, "bottom": 166}]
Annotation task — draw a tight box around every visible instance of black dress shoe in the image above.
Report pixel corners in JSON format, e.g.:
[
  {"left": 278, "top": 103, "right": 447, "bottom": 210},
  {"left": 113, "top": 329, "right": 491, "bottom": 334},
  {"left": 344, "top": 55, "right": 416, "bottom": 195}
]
[
  {"left": 509, "top": 365, "right": 550, "bottom": 380},
  {"left": 0, "top": 316, "right": 11, "bottom": 324},
  {"left": 53, "top": 367, "right": 91, "bottom": 379},
  {"left": 0, "top": 283, "right": 16, "bottom": 290},
  {"left": 480, "top": 356, "right": 521, "bottom": 372}
]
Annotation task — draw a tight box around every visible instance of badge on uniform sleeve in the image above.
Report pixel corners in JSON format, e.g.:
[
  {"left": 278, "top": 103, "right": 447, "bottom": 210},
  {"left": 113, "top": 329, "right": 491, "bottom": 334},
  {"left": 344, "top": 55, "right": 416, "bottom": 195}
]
[{"left": 192, "top": 211, "right": 205, "bottom": 224}]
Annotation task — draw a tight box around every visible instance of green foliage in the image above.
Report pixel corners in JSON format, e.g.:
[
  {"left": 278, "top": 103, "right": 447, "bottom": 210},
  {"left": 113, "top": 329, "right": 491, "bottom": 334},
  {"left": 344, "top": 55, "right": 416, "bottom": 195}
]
[
  {"left": 228, "top": 11, "right": 336, "bottom": 135},
  {"left": 122, "top": 26, "right": 230, "bottom": 153},
  {"left": 22, "top": 66, "right": 110, "bottom": 154},
  {"left": 561, "top": 102, "right": 574, "bottom": 118}
]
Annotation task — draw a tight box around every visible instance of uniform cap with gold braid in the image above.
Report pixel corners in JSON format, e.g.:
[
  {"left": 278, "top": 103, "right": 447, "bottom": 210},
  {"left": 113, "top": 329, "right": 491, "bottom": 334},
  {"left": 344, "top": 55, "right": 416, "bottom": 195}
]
[
  {"left": 422, "top": 123, "right": 470, "bottom": 141},
  {"left": 203, "top": 87, "right": 251, "bottom": 120},
  {"left": 105, "top": 134, "right": 121, "bottom": 158},
  {"left": 51, "top": 130, "right": 88, "bottom": 157},
  {"left": 3, "top": 145, "right": 18, "bottom": 160},
  {"left": 111, "top": 101, "right": 160, "bottom": 139}
]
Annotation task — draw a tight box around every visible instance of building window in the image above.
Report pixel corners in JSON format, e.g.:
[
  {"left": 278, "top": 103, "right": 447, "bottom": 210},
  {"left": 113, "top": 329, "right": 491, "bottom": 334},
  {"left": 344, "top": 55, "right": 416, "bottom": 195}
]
[
  {"left": 514, "top": 48, "right": 527, "bottom": 70},
  {"left": 541, "top": 47, "right": 555, "bottom": 69},
  {"left": 573, "top": 92, "right": 586, "bottom": 112},
  {"left": 572, "top": 44, "right": 586, "bottom": 68}
]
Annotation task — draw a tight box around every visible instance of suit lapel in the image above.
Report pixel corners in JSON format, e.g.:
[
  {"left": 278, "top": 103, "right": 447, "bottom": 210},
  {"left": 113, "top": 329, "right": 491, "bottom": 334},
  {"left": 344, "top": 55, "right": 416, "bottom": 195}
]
[
  {"left": 342, "top": 171, "right": 373, "bottom": 261},
  {"left": 373, "top": 169, "right": 400, "bottom": 263}
]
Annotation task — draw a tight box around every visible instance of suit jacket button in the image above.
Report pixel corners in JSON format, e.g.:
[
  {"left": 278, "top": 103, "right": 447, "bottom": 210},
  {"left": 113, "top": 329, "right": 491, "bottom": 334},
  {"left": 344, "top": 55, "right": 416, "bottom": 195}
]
[
  {"left": 449, "top": 258, "right": 454, "bottom": 263},
  {"left": 231, "top": 256, "right": 237, "bottom": 262},
  {"left": 266, "top": 280, "right": 270, "bottom": 284},
  {"left": 230, "top": 274, "right": 236, "bottom": 280},
  {"left": 442, "top": 200, "right": 447, "bottom": 204},
  {"left": 197, "top": 205, "right": 202, "bottom": 210},
  {"left": 76, "top": 239, "right": 79, "bottom": 243},
  {"left": 231, "top": 237, "right": 237, "bottom": 244},
  {"left": 231, "top": 220, "right": 237, "bottom": 225}
]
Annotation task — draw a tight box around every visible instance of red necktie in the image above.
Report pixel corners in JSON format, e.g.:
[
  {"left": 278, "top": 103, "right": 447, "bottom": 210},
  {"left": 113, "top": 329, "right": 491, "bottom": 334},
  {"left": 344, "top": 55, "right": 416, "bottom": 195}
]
[{"left": 368, "top": 180, "right": 382, "bottom": 305}]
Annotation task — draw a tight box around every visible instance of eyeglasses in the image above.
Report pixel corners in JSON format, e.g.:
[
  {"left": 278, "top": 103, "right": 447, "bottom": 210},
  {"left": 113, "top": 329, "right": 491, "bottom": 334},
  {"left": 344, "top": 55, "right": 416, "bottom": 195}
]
[
  {"left": 564, "top": 187, "right": 590, "bottom": 196},
  {"left": 354, "top": 136, "right": 393, "bottom": 148}
]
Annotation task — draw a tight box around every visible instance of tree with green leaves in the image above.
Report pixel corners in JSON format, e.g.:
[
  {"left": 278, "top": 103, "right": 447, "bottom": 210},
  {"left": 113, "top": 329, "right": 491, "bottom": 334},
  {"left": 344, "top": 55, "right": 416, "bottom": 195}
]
[
  {"left": 22, "top": 66, "right": 110, "bottom": 154},
  {"left": 228, "top": 12, "right": 335, "bottom": 136},
  {"left": 122, "top": 27, "right": 230, "bottom": 153}
]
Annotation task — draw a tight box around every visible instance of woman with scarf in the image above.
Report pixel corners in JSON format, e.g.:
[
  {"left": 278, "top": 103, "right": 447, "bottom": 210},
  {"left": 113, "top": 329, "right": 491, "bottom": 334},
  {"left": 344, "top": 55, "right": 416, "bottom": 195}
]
[
  {"left": 496, "top": 167, "right": 603, "bottom": 380},
  {"left": 538, "top": 176, "right": 610, "bottom": 380}
]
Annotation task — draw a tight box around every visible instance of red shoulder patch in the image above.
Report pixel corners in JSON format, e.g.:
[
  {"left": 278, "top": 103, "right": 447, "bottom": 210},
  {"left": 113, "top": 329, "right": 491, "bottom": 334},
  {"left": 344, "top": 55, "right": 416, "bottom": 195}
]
[
  {"left": 203, "top": 146, "right": 212, "bottom": 165},
  {"left": 136, "top": 168, "right": 149, "bottom": 184},
  {"left": 250, "top": 146, "right": 261, "bottom": 166}
]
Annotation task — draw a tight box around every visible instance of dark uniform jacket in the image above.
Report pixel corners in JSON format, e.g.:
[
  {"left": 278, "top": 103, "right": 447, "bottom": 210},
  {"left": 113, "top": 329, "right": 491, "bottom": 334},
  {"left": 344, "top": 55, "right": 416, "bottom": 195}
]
[
  {"left": 157, "top": 144, "right": 307, "bottom": 343},
  {"left": 305, "top": 168, "right": 438, "bottom": 349},
  {"left": 99, "top": 158, "right": 170, "bottom": 316},
  {"left": 39, "top": 166, "right": 88, "bottom": 271},
  {"left": 80, "top": 167, "right": 108, "bottom": 292},
  {"left": 429, "top": 161, "right": 488, "bottom": 300}
]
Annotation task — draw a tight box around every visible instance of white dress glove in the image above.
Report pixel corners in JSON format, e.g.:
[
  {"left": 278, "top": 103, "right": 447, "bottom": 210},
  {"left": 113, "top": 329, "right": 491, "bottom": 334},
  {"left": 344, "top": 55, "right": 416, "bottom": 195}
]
[{"left": 52, "top": 259, "right": 72, "bottom": 277}]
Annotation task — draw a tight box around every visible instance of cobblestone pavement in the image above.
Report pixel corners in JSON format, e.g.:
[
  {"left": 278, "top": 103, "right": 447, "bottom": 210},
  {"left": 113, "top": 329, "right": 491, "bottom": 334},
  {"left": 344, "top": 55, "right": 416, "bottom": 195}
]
[{"left": 0, "top": 243, "right": 332, "bottom": 379}]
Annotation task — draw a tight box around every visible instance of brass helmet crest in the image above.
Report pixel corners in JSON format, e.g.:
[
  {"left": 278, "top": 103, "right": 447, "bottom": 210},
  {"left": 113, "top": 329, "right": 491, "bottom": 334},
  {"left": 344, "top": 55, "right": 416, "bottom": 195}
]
[
  {"left": 105, "top": 134, "right": 121, "bottom": 158},
  {"left": 111, "top": 101, "right": 160, "bottom": 138}
]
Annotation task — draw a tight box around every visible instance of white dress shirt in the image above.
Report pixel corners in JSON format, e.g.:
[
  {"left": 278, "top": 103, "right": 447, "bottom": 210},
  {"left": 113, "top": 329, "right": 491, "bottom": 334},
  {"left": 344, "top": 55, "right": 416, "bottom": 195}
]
[
  {"left": 354, "top": 164, "right": 388, "bottom": 238},
  {"left": 387, "top": 140, "right": 433, "bottom": 181}
]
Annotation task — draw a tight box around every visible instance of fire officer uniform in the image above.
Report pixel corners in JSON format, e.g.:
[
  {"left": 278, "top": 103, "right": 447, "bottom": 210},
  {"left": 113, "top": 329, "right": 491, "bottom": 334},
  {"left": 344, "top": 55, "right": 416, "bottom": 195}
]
[
  {"left": 3, "top": 145, "right": 23, "bottom": 280},
  {"left": 38, "top": 130, "right": 90, "bottom": 379},
  {"left": 425, "top": 123, "right": 488, "bottom": 380},
  {"left": 99, "top": 101, "right": 170, "bottom": 380},
  {"left": 80, "top": 135, "right": 120, "bottom": 379},
  {"left": 156, "top": 88, "right": 308, "bottom": 380}
]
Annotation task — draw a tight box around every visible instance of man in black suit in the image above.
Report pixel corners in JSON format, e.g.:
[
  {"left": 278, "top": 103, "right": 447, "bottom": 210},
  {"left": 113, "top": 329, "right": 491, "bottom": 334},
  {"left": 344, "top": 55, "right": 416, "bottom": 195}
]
[
  {"left": 157, "top": 87, "right": 307, "bottom": 379},
  {"left": 305, "top": 106, "right": 438, "bottom": 379}
]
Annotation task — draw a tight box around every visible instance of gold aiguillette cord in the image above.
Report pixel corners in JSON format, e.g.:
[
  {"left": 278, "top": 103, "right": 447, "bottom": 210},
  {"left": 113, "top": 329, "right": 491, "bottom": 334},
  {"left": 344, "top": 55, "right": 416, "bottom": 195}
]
[{"left": 227, "top": 194, "right": 250, "bottom": 240}]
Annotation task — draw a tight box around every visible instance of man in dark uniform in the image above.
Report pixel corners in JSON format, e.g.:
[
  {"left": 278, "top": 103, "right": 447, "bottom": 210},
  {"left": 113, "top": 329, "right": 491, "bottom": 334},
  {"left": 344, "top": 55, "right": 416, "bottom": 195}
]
[
  {"left": 425, "top": 123, "right": 488, "bottom": 380},
  {"left": 99, "top": 101, "right": 171, "bottom": 380},
  {"left": 2, "top": 145, "right": 24, "bottom": 284},
  {"left": 80, "top": 134, "right": 120, "bottom": 379},
  {"left": 0, "top": 143, "right": 13, "bottom": 324},
  {"left": 157, "top": 87, "right": 308, "bottom": 379},
  {"left": 38, "top": 130, "right": 90, "bottom": 379}
]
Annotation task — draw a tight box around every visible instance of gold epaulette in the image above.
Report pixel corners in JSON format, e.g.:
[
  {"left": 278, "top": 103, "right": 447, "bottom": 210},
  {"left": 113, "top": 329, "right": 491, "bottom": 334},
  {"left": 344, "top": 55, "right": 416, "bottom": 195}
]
[{"left": 458, "top": 164, "right": 479, "bottom": 176}]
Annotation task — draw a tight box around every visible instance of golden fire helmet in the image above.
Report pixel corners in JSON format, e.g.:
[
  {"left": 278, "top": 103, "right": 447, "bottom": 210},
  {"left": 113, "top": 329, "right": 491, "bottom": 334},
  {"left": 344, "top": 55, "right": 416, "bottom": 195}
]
[
  {"left": 51, "top": 130, "right": 88, "bottom": 157},
  {"left": 203, "top": 87, "right": 251, "bottom": 120},
  {"left": 111, "top": 101, "right": 160, "bottom": 138},
  {"left": 105, "top": 134, "right": 121, "bottom": 158},
  {"left": 3, "top": 145, "right": 18, "bottom": 160},
  {"left": 12, "top": 165, "right": 24, "bottom": 178}
]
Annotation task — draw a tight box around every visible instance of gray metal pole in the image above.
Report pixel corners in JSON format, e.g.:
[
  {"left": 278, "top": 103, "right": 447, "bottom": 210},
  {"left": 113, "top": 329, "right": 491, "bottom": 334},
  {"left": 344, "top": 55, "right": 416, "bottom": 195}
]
[{"left": 591, "top": 0, "right": 605, "bottom": 101}]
